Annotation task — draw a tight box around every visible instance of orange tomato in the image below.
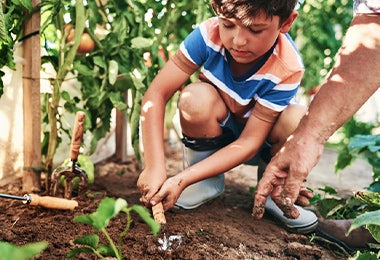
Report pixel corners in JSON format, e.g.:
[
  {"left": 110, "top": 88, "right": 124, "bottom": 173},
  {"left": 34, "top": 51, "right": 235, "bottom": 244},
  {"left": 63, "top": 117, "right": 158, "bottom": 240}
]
[
  {"left": 64, "top": 24, "right": 75, "bottom": 42},
  {"left": 77, "top": 33, "right": 95, "bottom": 54},
  {"left": 64, "top": 24, "right": 95, "bottom": 54}
]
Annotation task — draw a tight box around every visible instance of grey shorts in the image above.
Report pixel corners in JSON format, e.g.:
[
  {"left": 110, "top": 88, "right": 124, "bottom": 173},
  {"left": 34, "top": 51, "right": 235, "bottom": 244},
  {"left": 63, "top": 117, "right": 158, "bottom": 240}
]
[{"left": 354, "top": 0, "right": 380, "bottom": 14}]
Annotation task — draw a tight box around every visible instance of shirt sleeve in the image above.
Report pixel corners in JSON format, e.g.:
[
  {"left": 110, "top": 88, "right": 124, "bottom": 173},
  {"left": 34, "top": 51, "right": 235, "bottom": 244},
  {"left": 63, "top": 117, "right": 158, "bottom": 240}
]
[{"left": 170, "top": 22, "right": 209, "bottom": 75}]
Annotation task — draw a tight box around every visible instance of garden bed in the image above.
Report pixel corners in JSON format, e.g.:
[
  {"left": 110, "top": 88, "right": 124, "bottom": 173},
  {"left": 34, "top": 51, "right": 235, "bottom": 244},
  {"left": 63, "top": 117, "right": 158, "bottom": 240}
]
[{"left": 0, "top": 147, "right": 347, "bottom": 259}]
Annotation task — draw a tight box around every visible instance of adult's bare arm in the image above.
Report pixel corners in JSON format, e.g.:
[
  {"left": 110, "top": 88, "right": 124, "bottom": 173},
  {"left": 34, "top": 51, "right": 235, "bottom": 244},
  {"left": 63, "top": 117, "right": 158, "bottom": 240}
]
[{"left": 253, "top": 14, "right": 380, "bottom": 219}]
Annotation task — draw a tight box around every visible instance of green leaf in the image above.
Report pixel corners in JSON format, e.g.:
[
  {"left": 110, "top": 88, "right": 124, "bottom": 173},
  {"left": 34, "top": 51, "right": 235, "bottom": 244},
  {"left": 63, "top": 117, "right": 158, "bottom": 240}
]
[
  {"left": 93, "top": 56, "right": 106, "bottom": 69},
  {"left": 131, "top": 204, "right": 160, "bottom": 236},
  {"left": 74, "top": 234, "right": 99, "bottom": 249},
  {"left": 354, "top": 191, "right": 380, "bottom": 208},
  {"left": 109, "top": 92, "right": 127, "bottom": 110},
  {"left": 74, "top": 62, "right": 95, "bottom": 77},
  {"left": 367, "top": 224, "right": 380, "bottom": 243},
  {"left": 81, "top": 197, "right": 127, "bottom": 231},
  {"left": 74, "top": 214, "right": 94, "bottom": 226},
  {"left": 348, "top": 135, "right": 380, "bottom": 153},
  {"left": 0, "top": 5, "right": 7, "bottom": 42},
  {"left": 113, "top": 198, "right": 128, "bottom": 215},
  {"left": 97, "top": 244, "right": 117, "bottom": 257},
  {"left": 318, "top": 186, "right": 338, "bottom": 195},
  {"left": 90, "top": 198, "right": 117, "bottom": 230},
  {"left": 78, "top": 154, "right": 95, "bottom": 185},
  {"left": 0, "top": 241, "right": 48, "bottom": 260},
  {"left": 67, "top": 247, "right": 94, "bottom": 259},
  {"left": 61, "top": 91, "right": 71, "bottom": 101},
  {"left": 348, "top": 250, "right": 379, "bottom": 260},
  {"left": 108, "top": 60, "right": 118, "bottom": 85},
  {"left": 348, "top": 210, "right": 380, "bottom": 234},
  {"left": 18, "top": 0, "right": 32, "bottom": 10},
  {"left": 131, "top": 37, "right": 152, "bottom": 49}
]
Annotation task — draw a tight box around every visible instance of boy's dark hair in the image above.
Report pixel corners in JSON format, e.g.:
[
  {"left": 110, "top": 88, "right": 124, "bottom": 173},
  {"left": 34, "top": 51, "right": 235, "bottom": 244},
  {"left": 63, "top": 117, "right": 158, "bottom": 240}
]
[{"left": 211, "top": 0, "right": 298, "bottom": 27}]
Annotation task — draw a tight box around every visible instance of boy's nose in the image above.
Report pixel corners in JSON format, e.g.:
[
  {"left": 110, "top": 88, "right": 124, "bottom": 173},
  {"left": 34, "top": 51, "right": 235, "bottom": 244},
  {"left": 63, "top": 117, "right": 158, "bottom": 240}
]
[{"left": 233, "top": 28, "right": 248, "bottom": 46}]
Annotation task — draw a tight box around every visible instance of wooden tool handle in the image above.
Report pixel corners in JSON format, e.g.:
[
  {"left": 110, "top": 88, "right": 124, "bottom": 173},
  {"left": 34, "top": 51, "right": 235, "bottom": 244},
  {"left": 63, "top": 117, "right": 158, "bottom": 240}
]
[
  {"left": 70, "top": 111, "right": 85, "bottom": 161},
  {"left": 28, "top": 194, "right": 78, "bottom": 210},
  {"left": 152, "top": 202, "right": 166, "bottom": 224}
]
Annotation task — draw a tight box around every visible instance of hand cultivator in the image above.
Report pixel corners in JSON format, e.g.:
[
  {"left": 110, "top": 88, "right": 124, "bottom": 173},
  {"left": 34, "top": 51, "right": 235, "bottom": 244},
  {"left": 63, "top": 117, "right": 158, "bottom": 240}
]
[
  {"left": 0, "top": 193, "right": 78, "bottom": 210},
  {"left": 50, "top": 111, "right": 88, "bottom": 199}
]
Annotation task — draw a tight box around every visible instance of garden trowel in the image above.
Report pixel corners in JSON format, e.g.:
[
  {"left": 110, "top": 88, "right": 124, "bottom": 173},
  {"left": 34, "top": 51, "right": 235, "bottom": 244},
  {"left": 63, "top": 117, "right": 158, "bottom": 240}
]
[
  {"left": 50, "top": 111, "right": 88, "bottom": 199},
  {"left": 0, "top": 193, "right": 78, "bottom": 210}
]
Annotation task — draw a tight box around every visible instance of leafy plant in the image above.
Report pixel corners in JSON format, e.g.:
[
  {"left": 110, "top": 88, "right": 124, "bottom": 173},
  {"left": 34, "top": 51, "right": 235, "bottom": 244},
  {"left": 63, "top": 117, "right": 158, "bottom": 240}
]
[
  {"left": 290, "top": 0, "right": 352, "bottom": 93},
  {"left": 38, "top": 0, "right": 214, "bottom": 175},
  {"left": 0, "top": 241, "right": 48, "bottom": 260},
  {"left": 333, "top": 117, "right": 375, "bottom": 174},
  {"left": 0, "top": 0, "right": 33, "bottom": 96},
  {"left": 310, "top": 186, "right": 367, "bottom": 220},
  {"left": 346, "top": 191, "right": 380, "bottom": 259},
  {"left": 335, "top": 134, "right": 380, "bottom": 192},
  {"left": 68, "top": 197, "right": 160, "bottom": 260}
]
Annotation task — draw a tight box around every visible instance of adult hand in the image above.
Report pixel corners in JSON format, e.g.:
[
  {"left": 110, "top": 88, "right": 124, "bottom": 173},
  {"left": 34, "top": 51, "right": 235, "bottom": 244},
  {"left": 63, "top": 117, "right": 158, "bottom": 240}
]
[
  {"left": 253, "top": 133, "right": 324, "bottom": 219},
  {"left": 137, "top": 168, "right": 167, "bottom": 207}
]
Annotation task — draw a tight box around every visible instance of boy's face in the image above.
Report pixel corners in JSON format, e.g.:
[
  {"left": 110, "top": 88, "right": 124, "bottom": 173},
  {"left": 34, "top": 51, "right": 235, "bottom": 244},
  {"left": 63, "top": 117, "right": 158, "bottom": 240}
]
[{"left": 218, "top": 11, "right": 289, "bottom": 65}]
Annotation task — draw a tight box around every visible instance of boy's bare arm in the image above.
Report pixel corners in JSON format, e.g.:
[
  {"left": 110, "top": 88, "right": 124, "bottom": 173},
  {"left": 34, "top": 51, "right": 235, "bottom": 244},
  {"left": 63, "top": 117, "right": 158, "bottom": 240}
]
[
  {"left": 151, "top": 115, "right": 274, "bottom": 210},
  {"left": 137, "top": 60, "right": 191, "bottom": 207},
  {"left": 254, "top": 14, "right": 380, "bottom": 219}
]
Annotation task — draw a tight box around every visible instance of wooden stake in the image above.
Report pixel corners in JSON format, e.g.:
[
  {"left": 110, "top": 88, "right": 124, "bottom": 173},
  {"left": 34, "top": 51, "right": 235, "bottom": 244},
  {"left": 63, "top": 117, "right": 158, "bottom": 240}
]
[{"left": 22, "top": 0, "right": 41, "bottom": 192}]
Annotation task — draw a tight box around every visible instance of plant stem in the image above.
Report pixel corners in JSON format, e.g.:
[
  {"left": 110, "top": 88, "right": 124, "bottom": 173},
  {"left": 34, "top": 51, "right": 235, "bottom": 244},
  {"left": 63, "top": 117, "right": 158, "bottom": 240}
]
[
  {"left": 45, "top": 0, "right": 86, "bottom": 173},
  {"left": 118, "top": 209, "right": 132, "bottom": 254},
  {"left": 101, "top": 228, "right": 121, "bottom": 260}
]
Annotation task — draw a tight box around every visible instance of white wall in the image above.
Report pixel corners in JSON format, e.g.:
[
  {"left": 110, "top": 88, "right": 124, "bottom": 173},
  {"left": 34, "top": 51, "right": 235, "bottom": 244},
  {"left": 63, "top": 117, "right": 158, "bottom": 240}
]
[{"left": 0, "top": 47, "right": 24, "bottom": 180}]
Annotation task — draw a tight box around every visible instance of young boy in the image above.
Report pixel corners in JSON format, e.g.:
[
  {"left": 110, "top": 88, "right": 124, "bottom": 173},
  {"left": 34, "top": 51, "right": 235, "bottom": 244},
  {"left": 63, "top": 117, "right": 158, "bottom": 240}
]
[{"left": 137, "top": 0, "right": 318, "bottom": 233}]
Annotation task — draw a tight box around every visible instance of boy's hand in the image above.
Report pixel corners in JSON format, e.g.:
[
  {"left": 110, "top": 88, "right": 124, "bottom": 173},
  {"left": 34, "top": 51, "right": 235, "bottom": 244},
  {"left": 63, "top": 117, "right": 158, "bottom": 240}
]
[
  {"left": 137, "top": 168, "right": 167, "bottom": 207},
  {"left": 150, "top": 175, "right": 185, "bottom": 211}
]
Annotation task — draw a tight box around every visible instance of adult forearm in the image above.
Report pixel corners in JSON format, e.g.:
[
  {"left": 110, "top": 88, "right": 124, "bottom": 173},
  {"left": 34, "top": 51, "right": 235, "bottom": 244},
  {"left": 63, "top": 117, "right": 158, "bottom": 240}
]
[{"left": 297, "top": 14, "right": 380, "bottom": 143}]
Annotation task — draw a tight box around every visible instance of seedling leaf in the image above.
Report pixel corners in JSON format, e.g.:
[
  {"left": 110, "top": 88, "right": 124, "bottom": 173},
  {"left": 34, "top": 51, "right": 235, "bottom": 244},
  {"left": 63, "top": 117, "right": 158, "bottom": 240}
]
[
  {"left": 131, "top": 204, "right": 160, "bottom": 236},
  {"left": 98, "top": 244, "right": 116, "bottom": 257},
  {"left": 73, "top": 234, "right": 99, "bottom": 249},
  {"left": 67, "top": 247, "right": 94, "bottom": 259},
  {"left": 348, "top": 210, "right": 380, "bottom": 234},
  {"left": 74, "top": 214, "right": 94, "bottom": 226},
  {"left": 0, "top": 241, "right": 48, "bottom": 260},
  {"left": 348, "top": 251, "right": 379, "bottom": 260}
]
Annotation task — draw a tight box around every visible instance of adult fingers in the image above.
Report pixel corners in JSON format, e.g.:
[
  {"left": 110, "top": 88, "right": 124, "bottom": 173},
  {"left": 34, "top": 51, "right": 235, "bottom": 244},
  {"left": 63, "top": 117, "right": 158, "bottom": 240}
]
[
  {"left": 280, "top": 172, "right": 308, "bottom": 218},
  {"left": 253, "top": 168, "right": 286, "bottom": 219},
  {"left": 295, "top": 187, "right": 314, "bottom": 206}
]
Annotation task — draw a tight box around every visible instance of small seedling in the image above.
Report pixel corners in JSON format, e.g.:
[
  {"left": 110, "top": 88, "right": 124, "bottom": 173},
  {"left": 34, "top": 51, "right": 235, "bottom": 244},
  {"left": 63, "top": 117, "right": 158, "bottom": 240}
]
[
  {"left": 0, "top": 241, "right": 48, "bottom": 260},
  {"left": 67, "top": 197, "right": 160, "bottom": 259}
]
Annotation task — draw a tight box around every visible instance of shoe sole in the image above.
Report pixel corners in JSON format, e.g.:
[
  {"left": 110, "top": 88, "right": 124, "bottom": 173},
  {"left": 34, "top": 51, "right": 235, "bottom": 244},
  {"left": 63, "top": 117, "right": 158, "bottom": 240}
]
[{"left": 265, "top": 210, "right": 318, "bottom": 234}]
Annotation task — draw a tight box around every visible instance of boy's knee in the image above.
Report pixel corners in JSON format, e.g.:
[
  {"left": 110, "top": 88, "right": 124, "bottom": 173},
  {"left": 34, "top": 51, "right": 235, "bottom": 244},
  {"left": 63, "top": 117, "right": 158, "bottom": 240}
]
[
  {"left": 178, "top": 82, "right": 226, "bottom": 123},
  {"left": 269, "top": 104, "right": 306, "bottom": 149},
  {"left": 279, "top": 104, "right": 307, "bottom": 127}
]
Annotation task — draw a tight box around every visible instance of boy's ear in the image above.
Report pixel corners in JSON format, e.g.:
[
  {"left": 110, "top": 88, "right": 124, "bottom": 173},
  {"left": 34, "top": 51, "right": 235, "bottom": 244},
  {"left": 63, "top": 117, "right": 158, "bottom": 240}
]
[{"left": 280, "top": 11, "right": 298, "bottom": 33}]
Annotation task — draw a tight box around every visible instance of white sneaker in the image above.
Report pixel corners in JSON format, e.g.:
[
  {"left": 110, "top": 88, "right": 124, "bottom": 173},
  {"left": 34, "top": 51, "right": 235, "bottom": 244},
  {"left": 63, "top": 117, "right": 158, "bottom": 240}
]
[
  {"left": 265, "top": 196, "right": 318, "bottom": 234},
  {"left": 175, "top": 174, "right": 225, "bottom": 209}
]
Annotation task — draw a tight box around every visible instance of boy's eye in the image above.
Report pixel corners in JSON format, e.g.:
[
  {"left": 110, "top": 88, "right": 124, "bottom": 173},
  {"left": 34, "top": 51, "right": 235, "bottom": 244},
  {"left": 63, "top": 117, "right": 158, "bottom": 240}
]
[
  {"left": 222, "top": 22, "right": 234, "bottom": 29},
  {"left": 248, "top": 28, "right": 263, "bottom": 34}
]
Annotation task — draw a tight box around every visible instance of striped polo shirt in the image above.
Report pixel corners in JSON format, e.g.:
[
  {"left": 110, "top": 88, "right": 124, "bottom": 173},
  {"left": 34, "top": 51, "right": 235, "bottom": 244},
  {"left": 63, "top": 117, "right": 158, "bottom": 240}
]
[{"left": 171, "top": 17, "right": 304, "bottom": 123}]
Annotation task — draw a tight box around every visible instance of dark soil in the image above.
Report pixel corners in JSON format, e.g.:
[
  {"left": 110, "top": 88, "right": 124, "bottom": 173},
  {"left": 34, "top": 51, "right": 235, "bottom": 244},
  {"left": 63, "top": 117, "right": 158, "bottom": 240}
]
[{"left": 0, "top": 147, "right": 349, "bottom": 259}]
